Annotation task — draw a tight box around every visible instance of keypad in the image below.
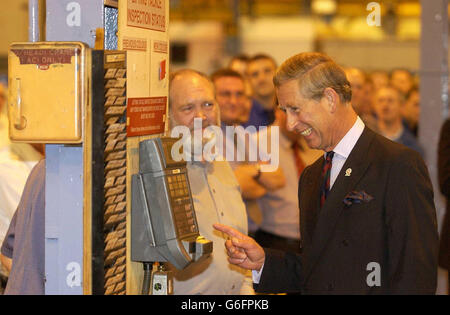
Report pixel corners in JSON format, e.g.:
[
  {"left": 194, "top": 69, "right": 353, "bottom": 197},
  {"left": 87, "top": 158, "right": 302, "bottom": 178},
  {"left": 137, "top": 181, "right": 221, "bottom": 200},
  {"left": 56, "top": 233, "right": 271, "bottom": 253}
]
[{"left": 167, "top": 173, "right": 198, "bottom": 236}]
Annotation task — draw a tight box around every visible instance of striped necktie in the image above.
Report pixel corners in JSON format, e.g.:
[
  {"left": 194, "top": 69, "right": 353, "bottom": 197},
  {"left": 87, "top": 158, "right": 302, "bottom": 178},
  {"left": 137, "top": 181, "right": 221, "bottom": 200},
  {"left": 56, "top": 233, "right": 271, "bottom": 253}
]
[{"left": 320, "top": 151, "right": 335, "bottom": 208}]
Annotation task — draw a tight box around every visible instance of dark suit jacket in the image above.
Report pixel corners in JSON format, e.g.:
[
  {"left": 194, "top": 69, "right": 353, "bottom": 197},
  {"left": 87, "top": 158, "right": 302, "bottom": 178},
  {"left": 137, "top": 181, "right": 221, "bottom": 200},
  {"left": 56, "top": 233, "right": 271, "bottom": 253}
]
[
  {"left": 438, "top": 119, "right": 450, "bottom": 270},
  {"left": 256, "top": 127, "right": 439, "bottom": 294}
]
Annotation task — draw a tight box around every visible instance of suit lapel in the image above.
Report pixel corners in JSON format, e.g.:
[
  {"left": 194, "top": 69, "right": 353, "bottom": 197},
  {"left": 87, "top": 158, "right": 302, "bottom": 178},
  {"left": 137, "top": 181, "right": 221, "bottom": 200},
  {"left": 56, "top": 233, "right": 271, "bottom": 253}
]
[{"left": 301, "top": 128, "right": 376, "bottom": 284}]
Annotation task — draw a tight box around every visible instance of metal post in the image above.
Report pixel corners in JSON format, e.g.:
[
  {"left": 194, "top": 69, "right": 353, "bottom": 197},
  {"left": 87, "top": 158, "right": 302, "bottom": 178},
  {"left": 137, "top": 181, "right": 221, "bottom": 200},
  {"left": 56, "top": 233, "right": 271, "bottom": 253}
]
[
  {"left": 420, "top": 0, "right": 448, "bottom": 294},
  {"left": 28, "top": 0, "right": 40, "bottom": 42},
  {"left": 225, "top": 0, "right": 241, "bottom": 57},
  {"left": 44, "top": 0, "right": 104, "bottom": 295}
]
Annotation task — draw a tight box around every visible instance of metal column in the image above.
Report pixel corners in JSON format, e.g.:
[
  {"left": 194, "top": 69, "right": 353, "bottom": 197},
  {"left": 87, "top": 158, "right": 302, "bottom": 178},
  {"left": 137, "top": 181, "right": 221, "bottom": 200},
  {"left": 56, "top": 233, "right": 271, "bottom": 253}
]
[
  {"left": 44, "top": 0, "right": 104, "bottom": 295},
  {"left": 420, "top": 0, "right": 448, "bottom": 294}
]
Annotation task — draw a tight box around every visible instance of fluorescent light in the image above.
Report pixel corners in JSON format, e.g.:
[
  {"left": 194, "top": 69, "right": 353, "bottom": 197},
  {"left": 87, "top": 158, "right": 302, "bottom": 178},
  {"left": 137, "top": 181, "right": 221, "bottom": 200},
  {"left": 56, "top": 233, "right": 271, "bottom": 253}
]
[{"left": 311, "top": 0, "right": 337, "bottom": 15}]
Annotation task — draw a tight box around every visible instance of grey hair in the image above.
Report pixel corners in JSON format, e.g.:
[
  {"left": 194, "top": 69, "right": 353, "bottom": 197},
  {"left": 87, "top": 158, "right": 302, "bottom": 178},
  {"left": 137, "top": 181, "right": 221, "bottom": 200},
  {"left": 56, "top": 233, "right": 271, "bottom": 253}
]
[{"left": 274, "top": 52, "right": 352, "bottom": 103}]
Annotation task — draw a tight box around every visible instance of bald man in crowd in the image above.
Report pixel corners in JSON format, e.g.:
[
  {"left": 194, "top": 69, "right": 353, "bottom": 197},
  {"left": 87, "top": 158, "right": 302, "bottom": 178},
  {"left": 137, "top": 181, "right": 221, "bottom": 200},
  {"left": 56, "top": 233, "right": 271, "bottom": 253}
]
[{"left": 168, "top": 69, "right": 254, "bottom": 295}]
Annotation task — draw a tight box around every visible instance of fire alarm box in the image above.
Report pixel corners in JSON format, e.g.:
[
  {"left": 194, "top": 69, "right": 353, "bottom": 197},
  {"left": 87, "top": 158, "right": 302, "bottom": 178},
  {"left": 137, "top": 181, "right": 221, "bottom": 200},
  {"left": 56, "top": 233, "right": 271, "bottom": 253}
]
[{"left": 8, "top": 42, "right": 90, "bottom": 143}]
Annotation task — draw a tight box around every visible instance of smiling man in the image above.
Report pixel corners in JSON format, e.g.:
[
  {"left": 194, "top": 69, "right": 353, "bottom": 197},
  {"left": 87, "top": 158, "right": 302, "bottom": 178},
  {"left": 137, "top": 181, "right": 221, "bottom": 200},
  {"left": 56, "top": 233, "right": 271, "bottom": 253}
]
[
  {"left": 214, "top": 52, "right": 439, "bottom": 295},
  {"left": 168, "top": 69, "right": 254, "bottom": 295}
]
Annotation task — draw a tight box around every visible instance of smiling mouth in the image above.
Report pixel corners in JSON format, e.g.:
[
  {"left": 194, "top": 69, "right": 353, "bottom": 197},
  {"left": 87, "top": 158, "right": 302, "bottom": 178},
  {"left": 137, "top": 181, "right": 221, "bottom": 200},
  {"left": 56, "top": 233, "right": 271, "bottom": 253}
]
[{"left": 300, "top": 127, "right": 312, "bottom": 136}]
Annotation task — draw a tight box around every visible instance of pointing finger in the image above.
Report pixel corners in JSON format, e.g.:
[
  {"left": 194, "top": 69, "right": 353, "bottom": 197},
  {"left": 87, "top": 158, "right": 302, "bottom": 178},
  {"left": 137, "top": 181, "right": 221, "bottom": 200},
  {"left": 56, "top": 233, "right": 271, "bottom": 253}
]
[{"left": 213, "top": 223, "right": 247, "bottom": 240}]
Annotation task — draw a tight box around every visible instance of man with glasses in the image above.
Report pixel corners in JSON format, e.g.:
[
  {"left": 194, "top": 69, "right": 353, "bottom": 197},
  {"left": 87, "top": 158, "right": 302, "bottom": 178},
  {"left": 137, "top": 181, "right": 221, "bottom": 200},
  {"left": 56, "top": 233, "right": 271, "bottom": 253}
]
[{"left": 211, "top": 68, "right": 285, "bottom": 236}]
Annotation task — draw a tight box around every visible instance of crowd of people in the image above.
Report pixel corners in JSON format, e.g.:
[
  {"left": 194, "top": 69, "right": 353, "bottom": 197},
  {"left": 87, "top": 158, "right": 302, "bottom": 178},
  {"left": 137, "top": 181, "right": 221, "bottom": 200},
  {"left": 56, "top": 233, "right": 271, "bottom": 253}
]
[
  {"left": 0, "top": 50, "right": 448, "bottom": 295},
  {"left": 212, "top": 53, "right": 427, "bottom": 238},
  {"left": 213, "top": 52, "right": 444, "bottom": 295},
  {"left": 175, "top": 52, "right": 447, "bottom": 294}
]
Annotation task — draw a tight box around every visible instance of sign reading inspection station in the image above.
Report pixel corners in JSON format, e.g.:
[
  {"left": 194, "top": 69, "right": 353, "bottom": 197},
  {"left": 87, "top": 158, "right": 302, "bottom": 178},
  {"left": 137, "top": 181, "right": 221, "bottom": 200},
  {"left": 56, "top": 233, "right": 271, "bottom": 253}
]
[
  {"left": 127, "top": 97, "right": 167, "bottom": 137},
  {"left": 127, "top": 0, "right": 166, "bottom": 32}
]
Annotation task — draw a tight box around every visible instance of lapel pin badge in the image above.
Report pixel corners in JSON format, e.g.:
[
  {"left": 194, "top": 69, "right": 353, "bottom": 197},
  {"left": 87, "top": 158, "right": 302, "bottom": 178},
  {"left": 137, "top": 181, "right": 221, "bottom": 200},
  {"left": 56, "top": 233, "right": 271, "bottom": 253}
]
[{"left": 345, "top": 168, "right": 352, "bottom": 177}]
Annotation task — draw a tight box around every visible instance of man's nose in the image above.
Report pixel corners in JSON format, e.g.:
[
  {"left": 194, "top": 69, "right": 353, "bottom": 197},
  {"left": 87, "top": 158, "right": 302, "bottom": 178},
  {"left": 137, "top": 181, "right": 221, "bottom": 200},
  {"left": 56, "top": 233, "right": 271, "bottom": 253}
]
[
  {"left": 194, "top": 108, "right": 207, "bottom": 120},
  {"left": 229, "top": 93, "right": 240, "bottom": 106},
  {"left": 259, "top": 73, "right": 268, "bottom": 82},
  {"left": 286, "top": 111, "right": 299, "bottom": 131}
]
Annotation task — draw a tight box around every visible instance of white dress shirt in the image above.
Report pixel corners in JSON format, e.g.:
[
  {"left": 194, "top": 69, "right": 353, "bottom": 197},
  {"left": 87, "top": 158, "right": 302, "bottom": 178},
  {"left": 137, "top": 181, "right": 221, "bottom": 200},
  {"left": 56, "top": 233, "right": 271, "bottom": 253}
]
[
  {"left": 328, "top": 116, "right": 365, "bottom": 189},
  {"left": 253, "top": 116, "right": 365, "bottom": 284}
]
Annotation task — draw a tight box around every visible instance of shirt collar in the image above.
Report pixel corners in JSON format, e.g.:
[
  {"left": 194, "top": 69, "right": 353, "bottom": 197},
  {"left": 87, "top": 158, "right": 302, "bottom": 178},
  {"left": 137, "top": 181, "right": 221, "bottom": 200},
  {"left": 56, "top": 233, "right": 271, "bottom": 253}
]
[{"left": 327, "top": 116, "right": 365, "bottom": 159}]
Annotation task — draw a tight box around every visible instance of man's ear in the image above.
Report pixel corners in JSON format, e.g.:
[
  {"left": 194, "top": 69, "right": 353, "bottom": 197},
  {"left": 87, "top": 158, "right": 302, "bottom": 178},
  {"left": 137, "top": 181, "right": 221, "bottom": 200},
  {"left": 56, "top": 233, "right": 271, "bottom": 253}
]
[{"left": 324, "top": 88, "right": 338, "bottom": 113}]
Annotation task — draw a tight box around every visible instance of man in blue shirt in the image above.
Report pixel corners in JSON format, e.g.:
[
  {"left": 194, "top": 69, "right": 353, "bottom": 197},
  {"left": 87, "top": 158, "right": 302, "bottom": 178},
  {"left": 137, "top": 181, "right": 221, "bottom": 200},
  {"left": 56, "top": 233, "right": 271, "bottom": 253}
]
[
  {"left": 1, "top": 159, "right": 45, "bottom": 295},
  {"left": 243, "top": 54, "right": 278, "bottom": 128},
  {"left": 373, "top": 86, "right": 424, "bottom": 156}
]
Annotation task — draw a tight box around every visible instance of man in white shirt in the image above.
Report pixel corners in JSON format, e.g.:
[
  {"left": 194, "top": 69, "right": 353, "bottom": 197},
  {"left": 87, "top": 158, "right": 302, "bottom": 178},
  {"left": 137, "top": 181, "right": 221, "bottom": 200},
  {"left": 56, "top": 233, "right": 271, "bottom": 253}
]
[
  {"left": 214, "top": 52, "right": 438, "bottom": 294},
  {"left": 168, "top": 69, "right": 254, "bottom": 294}
]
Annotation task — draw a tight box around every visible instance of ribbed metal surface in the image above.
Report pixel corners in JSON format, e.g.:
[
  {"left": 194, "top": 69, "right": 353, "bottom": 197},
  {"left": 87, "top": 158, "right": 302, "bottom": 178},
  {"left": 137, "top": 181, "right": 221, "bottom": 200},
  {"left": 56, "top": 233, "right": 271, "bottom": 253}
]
[
  {"left": 103, "top": 51, "right": 127, "bottom": 295},
  {"left": 104, "top": 7, "right": 118, "bottom": 51}
]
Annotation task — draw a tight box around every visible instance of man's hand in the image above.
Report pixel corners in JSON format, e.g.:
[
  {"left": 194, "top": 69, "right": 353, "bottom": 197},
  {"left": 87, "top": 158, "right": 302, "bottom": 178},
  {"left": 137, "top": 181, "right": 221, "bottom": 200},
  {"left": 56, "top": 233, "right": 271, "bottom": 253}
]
[
  {"left": 0, "top": 254, "right": 12, "bottom": 273},
  {"left": 213, "top": 223, "right": 265, "bottom": 272}
]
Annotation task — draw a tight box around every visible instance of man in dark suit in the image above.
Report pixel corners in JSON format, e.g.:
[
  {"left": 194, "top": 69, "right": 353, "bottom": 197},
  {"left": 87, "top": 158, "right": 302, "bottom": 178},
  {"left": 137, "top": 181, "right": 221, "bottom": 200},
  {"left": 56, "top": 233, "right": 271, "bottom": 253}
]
[{"left": 214, "top": 52, "right": 439, "bottom": 294}]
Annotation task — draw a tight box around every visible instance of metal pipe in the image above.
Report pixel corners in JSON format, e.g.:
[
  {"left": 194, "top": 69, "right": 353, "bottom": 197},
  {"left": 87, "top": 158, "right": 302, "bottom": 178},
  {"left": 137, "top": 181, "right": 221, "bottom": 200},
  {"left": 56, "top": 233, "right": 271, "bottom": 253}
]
[
  {"left": 28, "top": 0, "right": 40, "bottom": 42},
  {"left": 141, "top": 262, "right": 153, "bottom": 295}
]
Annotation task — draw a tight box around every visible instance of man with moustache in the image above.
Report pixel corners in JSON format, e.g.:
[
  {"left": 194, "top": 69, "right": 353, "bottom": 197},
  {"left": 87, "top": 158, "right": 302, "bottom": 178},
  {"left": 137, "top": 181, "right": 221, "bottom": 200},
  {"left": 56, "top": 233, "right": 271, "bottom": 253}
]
[
  {"left": 168, "top": 69, "right": 254, "bottom": 294},
  {"left": 214, "top": 52, "right": 438, "bottom": 294}
]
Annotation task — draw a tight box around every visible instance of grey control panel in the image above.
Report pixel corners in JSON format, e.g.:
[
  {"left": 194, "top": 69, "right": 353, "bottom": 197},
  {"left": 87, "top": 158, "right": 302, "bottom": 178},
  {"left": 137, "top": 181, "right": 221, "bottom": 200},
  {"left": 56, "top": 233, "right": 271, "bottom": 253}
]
[{"left": 131, "top": 137, "right": 212, "bottom": 270}]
